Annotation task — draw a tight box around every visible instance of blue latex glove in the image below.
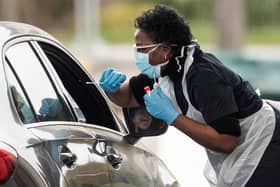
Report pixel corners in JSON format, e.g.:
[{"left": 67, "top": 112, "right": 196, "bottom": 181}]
[
  {"left": 99, "top": 68, "right": 126, "bottom": 93},
  {"left": 144, "top": 87, "right": 181, "bottom": 125}
]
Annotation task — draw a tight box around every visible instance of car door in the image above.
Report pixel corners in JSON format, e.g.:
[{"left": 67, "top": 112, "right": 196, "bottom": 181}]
[
  {"left": 29, "top": 124, "right": 112, "bottom": 187},
  {"left": 36, "top": 40, "right": 179, "bottom": 187},
  {"left": 4, "top": 40, "right": 111, "bottom": 187}
]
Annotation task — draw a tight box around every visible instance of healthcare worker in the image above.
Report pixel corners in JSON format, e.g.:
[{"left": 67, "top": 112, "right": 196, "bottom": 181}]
[{"left": 99, "top": 4, "right": 280, "bottom": 187}]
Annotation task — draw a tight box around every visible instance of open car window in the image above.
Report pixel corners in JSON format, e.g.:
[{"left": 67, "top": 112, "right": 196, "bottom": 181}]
[
  {"left": 5, "top": 42, "right": 75, "bottom": 124},
  {"left": 37, "top": 41, "right": 119, "bottom": 131}
]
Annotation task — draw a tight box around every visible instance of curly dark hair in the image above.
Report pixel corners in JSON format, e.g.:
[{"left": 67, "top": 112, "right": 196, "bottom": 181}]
[{"left": 135, "top": 4, "right": 193, "bottom": 46}]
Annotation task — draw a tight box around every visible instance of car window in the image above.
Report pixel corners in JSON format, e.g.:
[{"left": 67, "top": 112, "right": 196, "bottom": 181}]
[
  {"left": 5, "top": 63, "right": 36, "bottom": 123},
  {"left": 38, "top": 42, "right": 118, "bottom": 131},
  {"left": 5, "top": 42, "right": 75, "bottom": 123}
]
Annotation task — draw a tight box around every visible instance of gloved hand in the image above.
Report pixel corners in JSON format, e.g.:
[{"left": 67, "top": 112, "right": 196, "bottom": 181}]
[
  {"left": 99, "top": 68, "right": 126, "bottom": 93},
  {"left": 144, "top": 87, "right": 181, "bottom": 125}
]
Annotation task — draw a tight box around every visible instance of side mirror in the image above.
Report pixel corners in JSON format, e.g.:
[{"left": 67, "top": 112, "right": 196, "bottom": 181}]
[{"left": 123, "top": 106, "right": 168, "bottom": 144}]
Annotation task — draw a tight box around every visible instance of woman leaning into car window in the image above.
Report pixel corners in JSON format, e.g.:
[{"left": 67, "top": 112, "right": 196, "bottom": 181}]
[{"left": 98, "top": 4, "right": 280, "bottom": 187}]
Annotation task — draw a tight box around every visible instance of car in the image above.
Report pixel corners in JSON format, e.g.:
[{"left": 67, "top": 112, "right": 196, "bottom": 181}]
[
  {"left": 0, "top": 21, "right": 180, "bottom": 187},
  {"left": 215, "top": 51, "right": 280, "bottom": 101}
]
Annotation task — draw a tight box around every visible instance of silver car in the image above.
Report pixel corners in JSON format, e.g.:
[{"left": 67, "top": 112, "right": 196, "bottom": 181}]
[{"left": 0, "top": 21, "right": 180, "bottom": 187}]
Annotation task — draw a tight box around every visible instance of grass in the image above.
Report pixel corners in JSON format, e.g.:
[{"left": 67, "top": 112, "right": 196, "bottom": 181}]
[{"left": 246, "top": 25, "right": 280, "bottom": 44}]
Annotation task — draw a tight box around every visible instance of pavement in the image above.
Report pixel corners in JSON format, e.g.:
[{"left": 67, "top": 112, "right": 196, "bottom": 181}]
[{"left": 69, "top": 43, "right": 280, "bottom": 187}]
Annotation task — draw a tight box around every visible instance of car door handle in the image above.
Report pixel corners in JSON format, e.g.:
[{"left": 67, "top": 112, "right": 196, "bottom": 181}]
[
  {"left": 58, "top": 144, "right": 77, "bottom": 168},
  {"left": 59, "top": 152, "right": 77, "bottom": 168},
  {"left": 106, "top": 153, "right": 123, "bottom": 169}
]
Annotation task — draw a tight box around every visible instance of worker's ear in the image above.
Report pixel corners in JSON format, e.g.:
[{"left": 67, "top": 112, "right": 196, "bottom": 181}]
[{"left": 160, "top": 44, "right": 174, "bottom": 60}]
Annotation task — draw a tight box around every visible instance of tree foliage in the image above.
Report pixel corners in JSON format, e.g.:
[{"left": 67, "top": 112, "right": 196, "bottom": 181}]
[
  {"left": 139, "top": 0, "right": 280, "bottom": 27},
  {"left": 246, "top": 0, "right": 280, "bottom": 26}
]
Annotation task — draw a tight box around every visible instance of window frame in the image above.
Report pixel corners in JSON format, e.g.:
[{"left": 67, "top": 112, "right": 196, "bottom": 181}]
[
  {"left": 3, "top": 36, "right": 128, "bottom": 135},
  {"left": 36, "top": 41, "right": 124, "bottom": 132},
  {"left": 5, "top": 57, "right": 38, "bottom": 123},
  {"left": 4, "top": 39, "right": 76, "bottom": 124}
]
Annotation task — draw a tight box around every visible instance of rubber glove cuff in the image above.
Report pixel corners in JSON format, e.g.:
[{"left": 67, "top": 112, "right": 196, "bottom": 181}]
[{"left": 165, "top": 109, "right": 181, "bottom": 126}]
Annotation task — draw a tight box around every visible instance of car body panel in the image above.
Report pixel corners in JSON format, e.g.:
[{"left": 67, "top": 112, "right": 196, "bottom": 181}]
[{"left": 0, "top": 21, "right": 179, "bottom": 186}]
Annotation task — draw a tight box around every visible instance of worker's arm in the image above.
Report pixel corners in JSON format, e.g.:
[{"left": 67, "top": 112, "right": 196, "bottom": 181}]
[
  {"left": 105, "top": 81, "right": 139, "bottom": 107},
  {"left": 144, "top": 87, "right": 238, "bottom": 154},
  {"left": 173, "top": 115, "right": 238, "bottom": 153}
]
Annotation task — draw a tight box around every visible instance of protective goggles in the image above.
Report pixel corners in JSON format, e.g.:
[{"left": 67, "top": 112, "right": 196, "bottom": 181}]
[{"left": 133, "top": 44, "right": 161, "bottom": 53}]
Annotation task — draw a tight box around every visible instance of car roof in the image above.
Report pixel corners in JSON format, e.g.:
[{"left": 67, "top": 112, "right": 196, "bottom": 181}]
[{"left": 0, "top": 21, "right": 56, "bottom": 46}]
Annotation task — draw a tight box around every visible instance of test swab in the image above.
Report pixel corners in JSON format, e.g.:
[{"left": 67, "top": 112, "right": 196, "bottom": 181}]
[
  {"left": 144, "top": 86, "right": 151, "bottom": 96},
  {"left": 85, "top": 81, "right": 98, "bottom": 85}
]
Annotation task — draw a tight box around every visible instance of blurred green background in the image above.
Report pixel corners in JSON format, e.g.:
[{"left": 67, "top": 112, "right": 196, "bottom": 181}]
[
  {"left": 1, "top": 0, "right": 279, "bottom": 99},
  {"left": 1, "top": 0, "right": 280, "bottom": 45},
  {"left": 100, "top": 0, "right": 280, "bottom": 44}
]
